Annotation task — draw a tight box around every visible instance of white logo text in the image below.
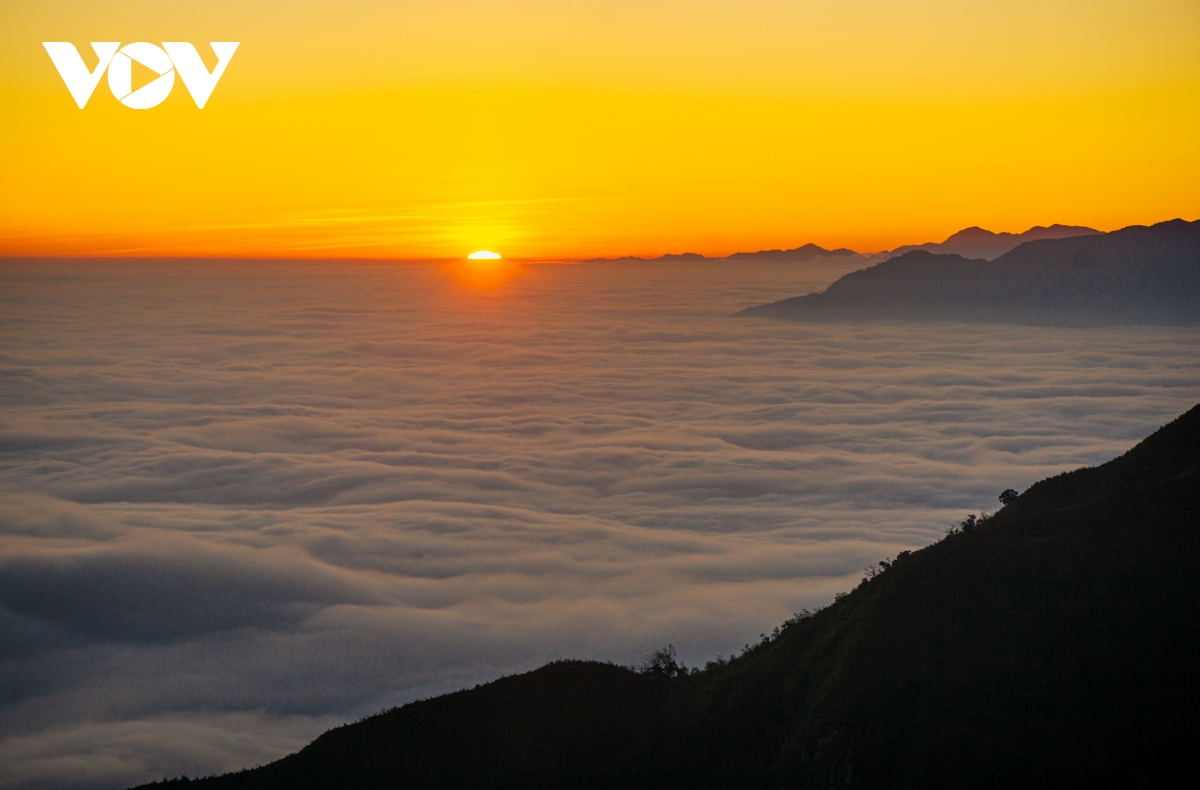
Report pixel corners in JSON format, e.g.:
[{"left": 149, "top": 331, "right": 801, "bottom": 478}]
[{"left": 43, "top": 42, "right": 239, "bottom": 109}]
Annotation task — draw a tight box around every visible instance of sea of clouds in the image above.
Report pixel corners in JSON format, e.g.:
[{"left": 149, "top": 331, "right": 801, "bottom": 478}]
[{"left": 2, "top": 258, "right": 1198, "bottom": 789}]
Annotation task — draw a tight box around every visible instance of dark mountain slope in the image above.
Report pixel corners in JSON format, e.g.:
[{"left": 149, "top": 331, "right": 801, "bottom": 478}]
[
  {"left": 143, "top": 405, "right": 1200, "bottom": 789},
  {"left": 741, "top": 218, "right": 1200, "bottom": 325},
  {"left": 641, "top": 404, "right": 1200, "bottom": 789}
]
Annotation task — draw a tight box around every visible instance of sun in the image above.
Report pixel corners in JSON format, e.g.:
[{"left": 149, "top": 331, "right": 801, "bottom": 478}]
[{"left": 453, "top": 249, "right": 516, "bottom": 289}]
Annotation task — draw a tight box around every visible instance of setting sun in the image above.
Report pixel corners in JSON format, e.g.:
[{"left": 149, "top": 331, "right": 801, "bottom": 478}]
[{"left": 453, "top": 251, "right": 518, "bottom": 289}]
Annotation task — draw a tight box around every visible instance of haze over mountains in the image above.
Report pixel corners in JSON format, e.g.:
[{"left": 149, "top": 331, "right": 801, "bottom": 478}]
[
  {"left": 741, "top": 219, "right": 1200, "bottom": 327},
  {"left": 137, "top": 404, "right": 1200, "bottom": 789}
]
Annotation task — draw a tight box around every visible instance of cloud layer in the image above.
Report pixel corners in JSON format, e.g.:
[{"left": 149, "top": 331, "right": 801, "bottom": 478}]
[{"left": 2, "top": 259, "right": 1197, "bottom": 789}]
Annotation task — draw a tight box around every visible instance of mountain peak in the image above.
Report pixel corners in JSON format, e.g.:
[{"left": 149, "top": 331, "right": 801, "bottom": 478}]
[{"left": 943, "top": 225, "right": 1003, "bottom": 242}]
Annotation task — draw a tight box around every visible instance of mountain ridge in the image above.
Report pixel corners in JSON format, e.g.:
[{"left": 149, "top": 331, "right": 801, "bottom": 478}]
[
  {"left": 740, "top": 218, "right": 1200, "bottom": 326},
  {"left": 580, "top": 243, "right": 859, "bottom": 264},
  {"left": 577, "top": 224, "right": 1102, "bottom": 264},
  {"left": 885, "top": 222, "right": 1101, "bottom": 261}
]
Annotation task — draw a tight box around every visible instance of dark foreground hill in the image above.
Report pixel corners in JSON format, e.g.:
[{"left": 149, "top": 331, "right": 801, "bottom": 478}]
[
  {"left": 140, "top": 405, "right": 1200, "bottom": 789},
  {"left": 740, "top": 218, "right": 1200, "bottom": 326}
]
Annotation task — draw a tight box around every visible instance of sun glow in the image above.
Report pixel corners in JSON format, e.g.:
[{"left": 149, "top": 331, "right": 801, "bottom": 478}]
[{"left": 453, "top": 252, "right": 518, "bottom": 290}]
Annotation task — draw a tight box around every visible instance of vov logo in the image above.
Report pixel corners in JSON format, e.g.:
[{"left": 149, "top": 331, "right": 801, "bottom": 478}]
[{"left": 43, "top": 42, "right": 239, "bottom": 109}]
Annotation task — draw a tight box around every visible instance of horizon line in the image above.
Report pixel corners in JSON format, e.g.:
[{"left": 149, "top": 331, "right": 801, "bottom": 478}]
[{"left": 1, "top": 217, "right": 1194, "bottom": 265}]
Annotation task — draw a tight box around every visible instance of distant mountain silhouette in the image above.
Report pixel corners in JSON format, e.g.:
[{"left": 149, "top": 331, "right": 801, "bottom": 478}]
[
  {"left": 579, "top": 226, "right": 1100, "bottom": 265},
  {"left": 581, "top": 243, "right": 859, "bottom": 264},
  {"left": 740, "top": 218, "right": 1200, "bottom": 326},
  {"left": 580, "top": 252, "right": 713, "bottom": 263},
  {"left": 652, "top": 252, "right": 710, "bottom": 262},
  {"left": 136, "top": 404, "right": 1200, "bottom": 789},
  {"left": 725, "top": 243, "right": 859, "bottom": 263},
  {"left": 886, "top": 223, "right": 1101, "bottom": 261}
]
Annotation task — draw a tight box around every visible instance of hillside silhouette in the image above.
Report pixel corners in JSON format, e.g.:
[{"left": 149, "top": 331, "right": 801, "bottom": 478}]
[
  {"left": 741, "top": 218, "right": 1200, "bottom": 326},
  {"left": 136, "top": 404, "right": 1200, "bottom": 788}
]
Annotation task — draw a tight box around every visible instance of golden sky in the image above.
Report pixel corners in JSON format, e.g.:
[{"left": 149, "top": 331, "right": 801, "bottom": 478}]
[{"left": 1, "top": 0, "right": 1198, "bottom": 259}]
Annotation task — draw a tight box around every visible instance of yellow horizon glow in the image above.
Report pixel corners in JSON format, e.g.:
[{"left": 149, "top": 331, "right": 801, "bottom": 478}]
[{"left": 1, "top": 1, "right": 1197, "bottom": 259}]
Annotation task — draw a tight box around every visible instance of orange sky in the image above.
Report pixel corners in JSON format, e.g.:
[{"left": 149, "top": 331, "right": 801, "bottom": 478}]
[{"left": 1, "top": 0, "right": 1198, "bottom": 259}]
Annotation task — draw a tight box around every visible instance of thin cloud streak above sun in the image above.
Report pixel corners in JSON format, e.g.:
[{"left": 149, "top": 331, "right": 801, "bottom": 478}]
[{"left": 0, "top": 1, "right": 1198, "bottom": 259}]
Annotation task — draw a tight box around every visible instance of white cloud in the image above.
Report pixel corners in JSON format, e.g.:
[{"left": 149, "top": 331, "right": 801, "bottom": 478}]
[{"left": 1, "top": 259, "right": 1197, "bottom": 788}]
